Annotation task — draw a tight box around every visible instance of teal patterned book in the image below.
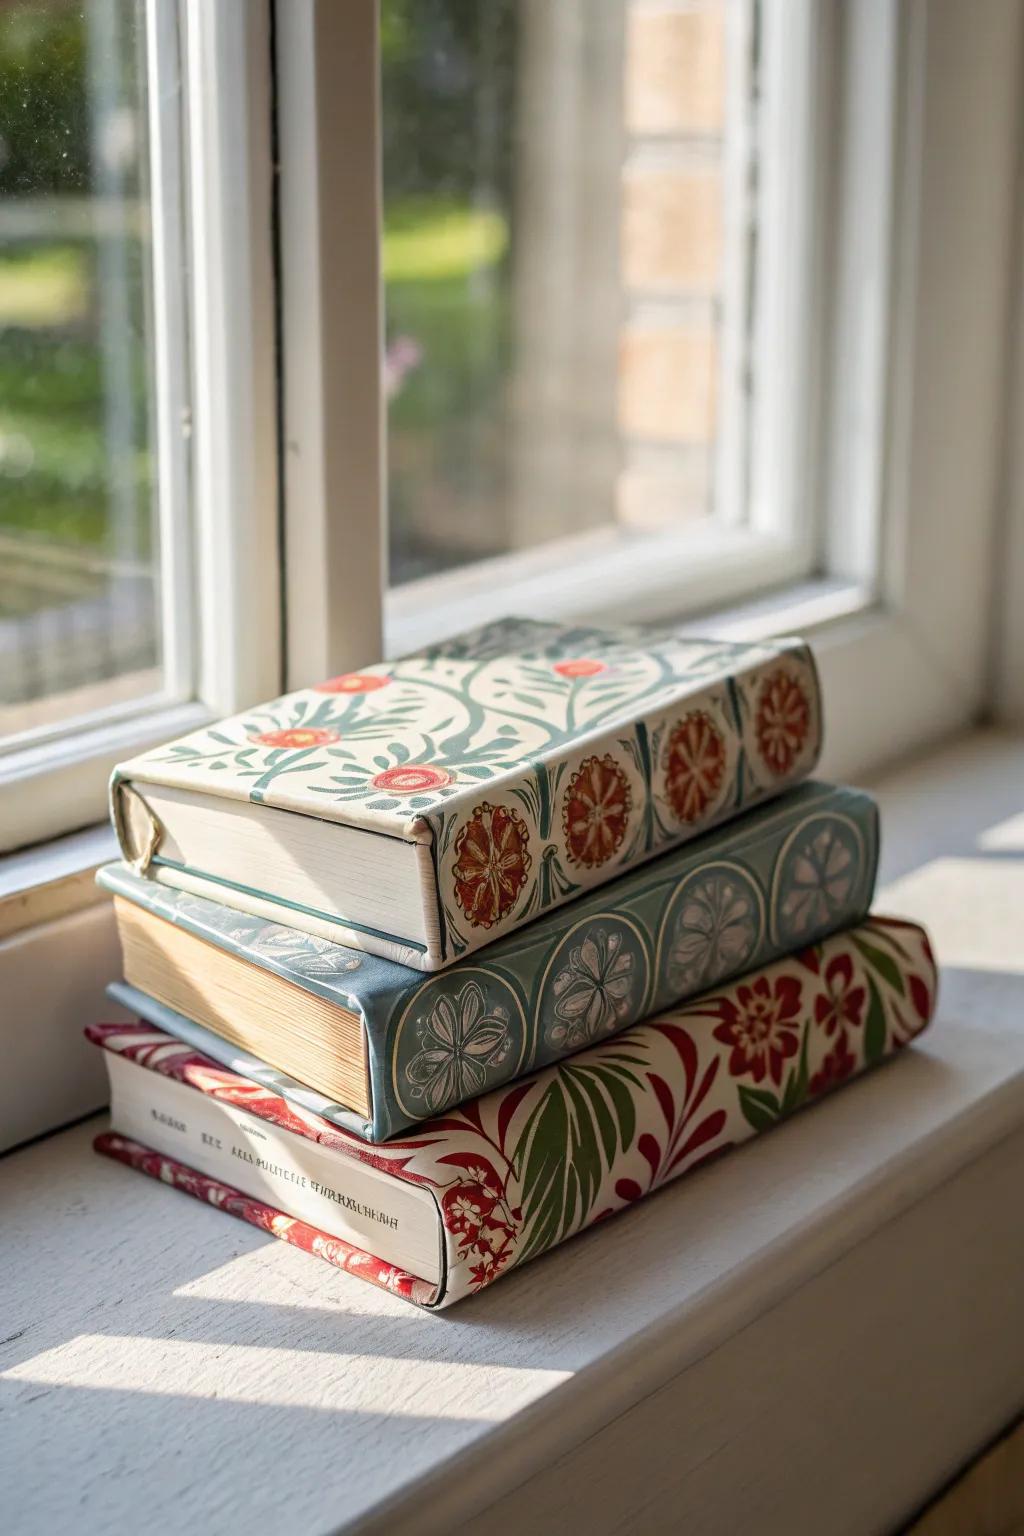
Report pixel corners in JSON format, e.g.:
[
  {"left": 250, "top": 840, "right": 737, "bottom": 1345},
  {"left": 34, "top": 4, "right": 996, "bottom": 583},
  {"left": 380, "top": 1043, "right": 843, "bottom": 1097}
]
[
  {"left": 100, "top": 780, "right": 877, "bottom": 1141},
  {"left": 110, "top": 617, "right": 823, "bottom": 971}
]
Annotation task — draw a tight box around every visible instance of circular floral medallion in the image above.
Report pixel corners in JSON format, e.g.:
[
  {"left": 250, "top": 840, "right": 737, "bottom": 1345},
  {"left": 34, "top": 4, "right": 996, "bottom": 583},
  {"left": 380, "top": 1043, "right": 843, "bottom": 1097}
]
[
  {"left": 452, "top": 802, "right": 532, "bottom": 929},
  {"left": 772, "top": 813, "right": 865, "bottom": 946},
  {"left": 370, "top": 765, "right": 452, "bottom": 795},
  {"left": 250, "top": 726, "right": 339, "bottom": 749},
  {"left": 712, "top": 973, "right": 803, "bottom": 1087},
  {"left": 561, "top": 754, "right": 632, "bottom": 868},
  {"left": 393, "top": 972, "right": 528, "bottom": 1119},
  {"left": 538, "top": 916, "right": 649, "bottom": 1055},
  {"left": 658, "top": 863, "right": 765, "bottom": 1002},
  {"left": 754, "top": 668, "right": 811, "bottom": 777},
  {"left": 552, "top": 658, "right": 607, "bottom": 679},
  {"left": 313, "top": 673, "right": 390, "bottom": 694},
  {"left": 663, "top": 710, "right": 727, "bottom": 824}
]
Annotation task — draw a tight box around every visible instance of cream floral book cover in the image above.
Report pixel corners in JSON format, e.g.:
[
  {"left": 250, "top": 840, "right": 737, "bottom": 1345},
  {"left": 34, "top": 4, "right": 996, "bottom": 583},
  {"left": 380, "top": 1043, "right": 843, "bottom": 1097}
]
[
  {"left": 91, "top": 916, "right": 937, "bottom": 1309},
  {"left": 111, "top": 617, "right": 823, "bottom": 969}
]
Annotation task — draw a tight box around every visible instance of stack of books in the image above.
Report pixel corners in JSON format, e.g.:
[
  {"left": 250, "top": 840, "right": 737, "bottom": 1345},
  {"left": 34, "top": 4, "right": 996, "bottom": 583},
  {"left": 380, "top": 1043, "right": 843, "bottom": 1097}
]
[{"left": 90, "top": 618, "right": 937, "bottom": 1309}]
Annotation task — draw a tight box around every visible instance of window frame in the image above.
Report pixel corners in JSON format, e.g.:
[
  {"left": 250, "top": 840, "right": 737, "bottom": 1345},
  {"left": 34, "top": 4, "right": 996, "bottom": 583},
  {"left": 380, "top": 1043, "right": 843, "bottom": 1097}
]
[
  {"left": 276, "top": 0, "right": 1019, "bottom": 785},
  {"left": 0, "top": 0, "right": 282, "bottom": 853}
]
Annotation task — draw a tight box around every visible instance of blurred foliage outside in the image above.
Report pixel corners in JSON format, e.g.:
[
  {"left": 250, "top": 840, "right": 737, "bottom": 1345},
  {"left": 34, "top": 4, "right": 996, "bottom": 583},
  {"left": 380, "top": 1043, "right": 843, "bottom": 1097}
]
[
  {"left": 381, "top": 0, "right": 519, "bottom": 583},
  {"left": 0, "top": 0, "right": 522, "bottom": 612},
  {"left": 0, "top": 1, "right": 152, "bottom": 603}
]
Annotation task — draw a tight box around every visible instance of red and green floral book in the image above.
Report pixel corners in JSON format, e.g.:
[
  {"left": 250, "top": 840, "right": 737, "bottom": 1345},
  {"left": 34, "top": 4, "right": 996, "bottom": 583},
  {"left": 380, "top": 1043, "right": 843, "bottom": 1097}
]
[{"left": 90, "top": 916, "right": 936, "bottom": 1310}]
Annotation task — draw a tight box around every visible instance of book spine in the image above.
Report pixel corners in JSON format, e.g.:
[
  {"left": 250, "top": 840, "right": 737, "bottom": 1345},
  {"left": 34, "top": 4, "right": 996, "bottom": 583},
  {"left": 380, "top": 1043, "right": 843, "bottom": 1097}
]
[
  {"left": 103, "top": 1051, "right": 440, "bottom": 1281},
  {"left": 427, "top": 642, "right": 822, "bottom": 965},
  {"left": 91, "top": 917, "right": 936, "bottom": 1310},
  {"left": 372, "top": 772, "right": 866, "bottom": 1138},
  {"left": 94, "top": 1132, "right": 440, "bottom": 1308}
]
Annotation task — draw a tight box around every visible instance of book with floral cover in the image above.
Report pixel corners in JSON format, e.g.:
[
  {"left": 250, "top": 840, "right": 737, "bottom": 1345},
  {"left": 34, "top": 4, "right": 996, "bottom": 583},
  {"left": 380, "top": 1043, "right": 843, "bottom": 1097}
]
[
  {"left": 90, "top": 915, "right": 936, "bottom": 1309},
  {"left": 110, "top": 617, "right": 822, "bottom": 971},
  {"left": 99, "top": 779, "right": 878, "bottom": 1140}
]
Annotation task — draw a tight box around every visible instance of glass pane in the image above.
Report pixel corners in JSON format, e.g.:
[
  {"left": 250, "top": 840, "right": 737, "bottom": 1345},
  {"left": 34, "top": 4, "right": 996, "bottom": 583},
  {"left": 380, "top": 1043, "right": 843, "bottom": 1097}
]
[
  {"left": 0, "top": 0, "right": 175, "bottom": 742},
  {"left": 382, "top": 0, "right": 740, "bottom": 588}
]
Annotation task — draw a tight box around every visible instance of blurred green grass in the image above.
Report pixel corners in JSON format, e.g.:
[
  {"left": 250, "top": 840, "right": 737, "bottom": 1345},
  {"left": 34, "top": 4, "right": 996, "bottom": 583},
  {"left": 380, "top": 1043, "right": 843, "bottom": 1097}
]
[
  {"left": 384, "top": 196, "right": 510, "bottom": 429},
  {"left": 0, "top": 194, "right": 508, "bottom": 557}
]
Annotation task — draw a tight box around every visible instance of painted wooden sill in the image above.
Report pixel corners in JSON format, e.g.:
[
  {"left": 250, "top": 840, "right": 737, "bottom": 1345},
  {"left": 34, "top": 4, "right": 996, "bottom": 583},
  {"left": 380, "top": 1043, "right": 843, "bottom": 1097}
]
[{"left": 1, "top": 730, "right": 1023, "bottom": 1535}]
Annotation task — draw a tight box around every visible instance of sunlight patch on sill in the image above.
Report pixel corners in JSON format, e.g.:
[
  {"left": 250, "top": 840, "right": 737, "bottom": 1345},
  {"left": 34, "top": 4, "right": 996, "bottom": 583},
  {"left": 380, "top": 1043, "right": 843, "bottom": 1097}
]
[
  {"left": 977, "top": 811, "right": 1024, "bottom": 853},
  {"left": 2, "top": 1335, "right": 573, "bottom": 1416},
  {"left": 878, "top": 856, "right": 1024, "bottom": 975}
]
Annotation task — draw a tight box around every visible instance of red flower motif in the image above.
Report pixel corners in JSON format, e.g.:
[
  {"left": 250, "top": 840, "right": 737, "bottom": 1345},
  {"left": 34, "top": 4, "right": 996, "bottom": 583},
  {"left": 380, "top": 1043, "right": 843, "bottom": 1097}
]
[
  {"left": 562, "top": 754, "right": 632, "bottom": 868},
  {"left": 441, "top": 1182, "right": 497, "bottom": 1239},
  {"left": 440, "top": 1171, "right": 520, "bottom": 1290},
  {"left": 370, "top": 765, "right": 452, "bottom": 794},
  {"left": 809, "top": 1032, "right": 857, "bottom": 1096},
  {"left": 813, "top": 954, "right": 866, "bottom": 1037},
  {"left": 251, "top": 726, "right": 339, "bottom": 749},
  {"left": 453, "top": 802, "right": 532, "bottom": 929},
  {"left": 313, "top": 673, "right": 390, "bottom": 694},
  {"left": 713, "top": 974, "right": 803, "bottom": 1086},
  {"left": 553, "top": 658, "right": 607, "bottom": 679},
  {"left": 755, "top": 669, "right": 811, "bottom": 777},
  {"left": 469, "top": 1256, "right": 499, "bottom": 1287},
  {"left": 664, "top": 710, "right": 726, "bottom": 824},
  {"left": 796, "top": 944, "right": 822, "bottom": 976}
]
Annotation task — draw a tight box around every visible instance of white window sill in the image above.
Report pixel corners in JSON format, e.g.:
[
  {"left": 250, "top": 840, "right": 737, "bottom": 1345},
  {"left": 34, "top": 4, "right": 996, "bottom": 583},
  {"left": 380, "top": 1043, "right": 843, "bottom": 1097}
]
[
  {"left": 0, "top": 823, "right": 116, "bottom": 940},
  {"left": 0, "top": 699, "right": 211, "bottom": 856},
  {"left": 2, "top": 729, "right": 1023, "bottom": 1533},
  {"left": 0, "top": 564, "right": 962, "bottom": 891}
]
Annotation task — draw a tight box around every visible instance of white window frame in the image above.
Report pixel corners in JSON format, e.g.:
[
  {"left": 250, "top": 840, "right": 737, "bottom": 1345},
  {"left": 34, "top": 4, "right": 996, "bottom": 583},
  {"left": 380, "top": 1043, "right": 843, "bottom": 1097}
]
[
  {"left": 276, "top": 0, "right": 1022, "bottom": 796},
  {"left": 0, "top": 0, "right": 282, "bottom": 854},
  {"left": 382, "top": 0, "right": 826, "bottom": 654}
]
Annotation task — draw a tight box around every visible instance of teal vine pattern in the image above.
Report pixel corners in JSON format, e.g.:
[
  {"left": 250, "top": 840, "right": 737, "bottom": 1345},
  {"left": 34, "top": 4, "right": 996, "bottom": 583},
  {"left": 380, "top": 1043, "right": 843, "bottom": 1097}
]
[{"left": 118, "top": 618, "right": 823, "bottom": 965}]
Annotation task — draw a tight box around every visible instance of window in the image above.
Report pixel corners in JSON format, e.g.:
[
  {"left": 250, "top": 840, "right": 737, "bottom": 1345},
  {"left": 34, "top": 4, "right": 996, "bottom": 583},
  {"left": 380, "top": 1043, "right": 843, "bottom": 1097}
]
[
  {"left": 0, "top": 2, "right": 182, "bottom": 738},
  {"left": 0, "top": 0, "right": 279, "bottom": 853},
  {"left": 382, "top": 1, "right": 735, "bottom": 584},
  {"left": 1, "top": 0, "right": 1019, "bottom": 855},
  {"left": 380, "top": 0, "right": 819, "bottom": 641}
]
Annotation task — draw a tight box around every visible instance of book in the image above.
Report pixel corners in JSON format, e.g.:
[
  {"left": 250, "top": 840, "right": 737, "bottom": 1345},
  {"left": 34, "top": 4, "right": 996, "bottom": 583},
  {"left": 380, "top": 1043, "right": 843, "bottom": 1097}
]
[
  {"left": 90, "top": 915, "right": 936, "bottom": 1309},
  {"left": 99, "top": 780, "right": 879, "bottom": 1140},
  {"left": 110, "top": 617, "right": 822, "bottom": 971}
]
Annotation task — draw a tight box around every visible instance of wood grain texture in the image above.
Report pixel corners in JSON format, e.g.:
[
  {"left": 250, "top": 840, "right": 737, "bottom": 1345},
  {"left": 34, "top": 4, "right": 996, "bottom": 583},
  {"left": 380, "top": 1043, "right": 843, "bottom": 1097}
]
[
  {"left": 1, "top": 729, "right": 1023, "bottom": 1535},
  {"left": 906, "top": 1415, "right": 1024, "bottom": 1536}
]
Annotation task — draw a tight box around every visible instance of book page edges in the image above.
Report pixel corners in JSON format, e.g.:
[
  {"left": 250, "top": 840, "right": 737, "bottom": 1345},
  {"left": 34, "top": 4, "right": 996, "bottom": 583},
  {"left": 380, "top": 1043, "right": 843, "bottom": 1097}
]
[{"left": 112, "top": 897, "right": 375, "bottom": 1120}]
